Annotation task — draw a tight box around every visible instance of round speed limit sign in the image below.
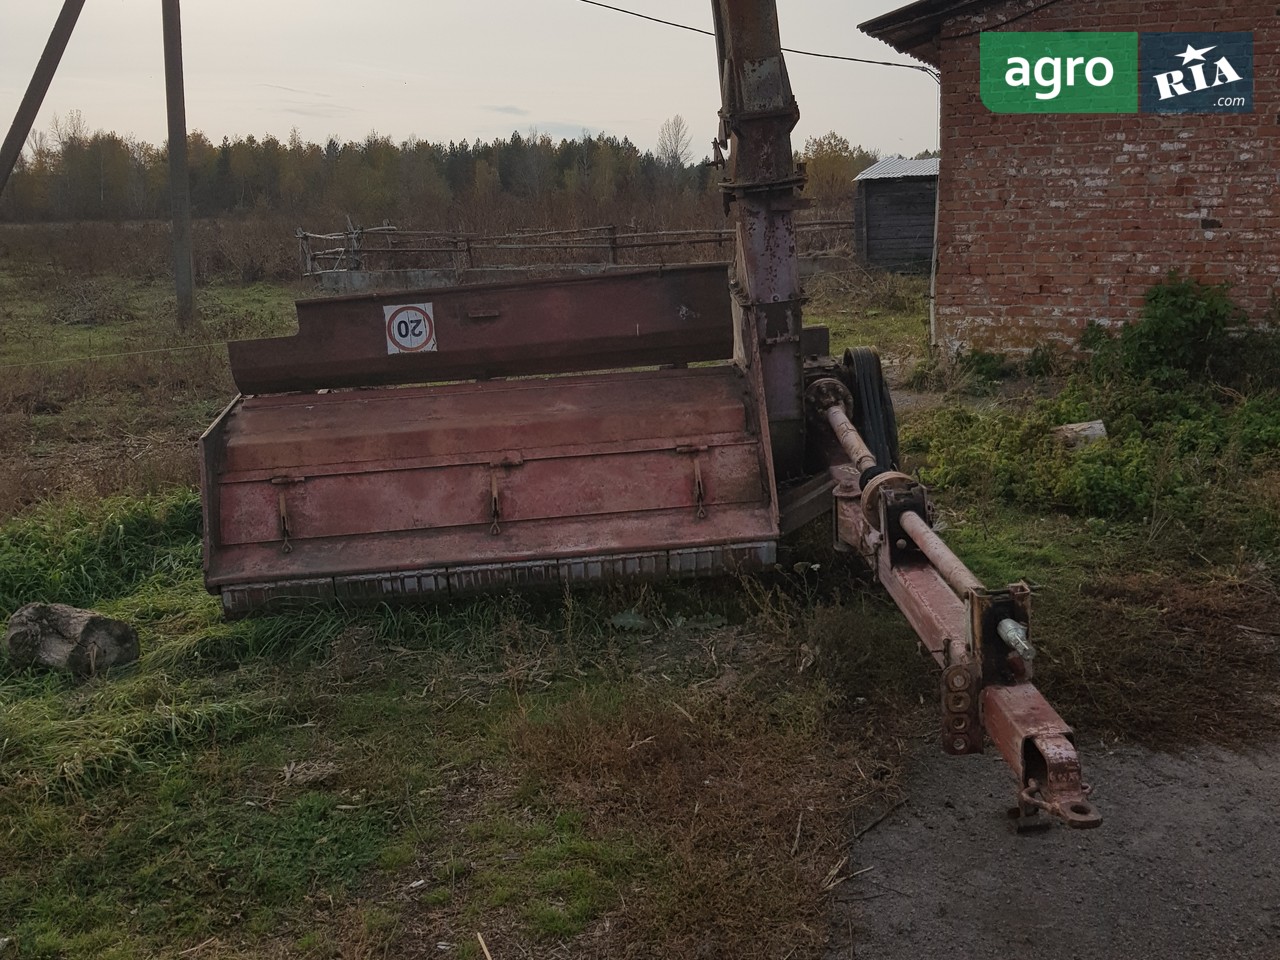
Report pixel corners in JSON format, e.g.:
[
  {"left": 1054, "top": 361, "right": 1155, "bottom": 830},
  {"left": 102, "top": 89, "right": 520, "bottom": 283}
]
[{"left": 383, "top": 302, "right": 437, "bottom": 354}]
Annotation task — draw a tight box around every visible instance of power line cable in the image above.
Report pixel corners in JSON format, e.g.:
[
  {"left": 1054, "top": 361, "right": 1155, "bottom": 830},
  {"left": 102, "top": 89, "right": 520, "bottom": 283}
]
[
  {"left": 0, "top": 340, "right": 228, "bottom": 370},
  {"left": 572, "top": 0, "right": 940, "bottom": 81}
]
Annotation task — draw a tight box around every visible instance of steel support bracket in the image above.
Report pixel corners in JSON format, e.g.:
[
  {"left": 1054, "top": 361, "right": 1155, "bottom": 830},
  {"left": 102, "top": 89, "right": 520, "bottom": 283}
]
[
  {"left": 879, "top": 484, "right": 932, "bottom": 566},
  {"left": 969, "top": 582, "right": 1035, "bottom": 685}
]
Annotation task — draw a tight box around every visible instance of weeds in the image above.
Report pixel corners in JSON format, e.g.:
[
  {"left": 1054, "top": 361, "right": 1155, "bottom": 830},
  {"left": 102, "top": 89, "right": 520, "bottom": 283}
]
[
  {"left": 0, "top": 490, "right": 200, "bottom": 614},
  {"left": 1117, "top": 269, "right": 1247, "bottom": 383},
  {"left": 0, "top": 268, "right": 300, "bottom": 518},
  {"left": 804, "top": 268, "right": 929, "bottom": 363},
  {"left": 904, "top": 276, "right": 1280, "bottom": 552},
  {"left": 508, "top": 680, "right": 904, "bottom": 959},
  {"left": 900, "top": 273, "right": 1280, "bottom": 749}
]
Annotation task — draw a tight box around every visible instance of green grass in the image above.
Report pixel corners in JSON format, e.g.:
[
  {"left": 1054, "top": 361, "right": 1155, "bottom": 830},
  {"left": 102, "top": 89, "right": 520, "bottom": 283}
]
[
  {"left": 896, "top": 296, "right": 1280, "bottom": 745},
  {"left": 0, "top": 489, "right": 916, "bottom": 959},
  {"left": 804, "top": 270, "right": 929, "bottom": 361},
  {"left": 0, "top": 267, "right": 307, "bottom": 517}
]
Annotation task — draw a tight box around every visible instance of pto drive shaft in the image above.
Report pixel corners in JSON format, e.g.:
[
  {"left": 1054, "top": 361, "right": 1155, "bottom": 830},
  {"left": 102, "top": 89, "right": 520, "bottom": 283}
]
[{"left": 807, "top": 376, "right": 1098, "bottom": 829}]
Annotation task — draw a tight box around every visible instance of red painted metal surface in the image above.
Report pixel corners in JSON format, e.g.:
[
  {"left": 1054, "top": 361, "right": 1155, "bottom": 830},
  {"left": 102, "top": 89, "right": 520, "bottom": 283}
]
[
  {"left": 194, "top": 0, "right": 1105, "bottom": 833},
  {"left": 984, "top": 683, "right": 1102, "bottom": 829},
  {"left": 228, "top": 264, "right": 733, "bottom": 394},
  {"left": 835, "top": 497, "right": 965, "bottom": 668},
  {"left": 218, "top": 369, "right": 751, "bottom": 475},
  {"left": 202, "top": 364, "right": 778, "bottom": 612},
  {"left": 826, "top": 432, "right": 1101, "bottom": 826}
]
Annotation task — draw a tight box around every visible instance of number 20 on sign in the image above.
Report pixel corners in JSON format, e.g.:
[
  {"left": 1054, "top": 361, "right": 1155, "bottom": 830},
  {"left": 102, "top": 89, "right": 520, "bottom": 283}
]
[{"left": 384, "top": 303, "right": 437, "bottom": 354}]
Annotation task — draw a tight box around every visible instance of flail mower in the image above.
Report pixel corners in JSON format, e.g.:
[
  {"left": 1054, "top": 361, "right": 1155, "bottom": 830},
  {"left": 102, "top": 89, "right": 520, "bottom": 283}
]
[{"left": 199, "top": 0, "right": 1101, "bottom": 830}]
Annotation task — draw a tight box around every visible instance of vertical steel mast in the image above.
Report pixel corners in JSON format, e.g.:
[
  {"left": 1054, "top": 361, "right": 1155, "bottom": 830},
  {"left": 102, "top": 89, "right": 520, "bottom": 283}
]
[{"left": 711, "top": 0, "right": 808, "bottom": 479}]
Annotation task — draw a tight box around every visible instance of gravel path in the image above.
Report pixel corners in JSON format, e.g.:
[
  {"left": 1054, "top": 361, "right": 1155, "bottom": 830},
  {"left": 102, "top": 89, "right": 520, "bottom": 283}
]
[{"left": 828, "top": 738, "right": 1280, "bottom": 960}]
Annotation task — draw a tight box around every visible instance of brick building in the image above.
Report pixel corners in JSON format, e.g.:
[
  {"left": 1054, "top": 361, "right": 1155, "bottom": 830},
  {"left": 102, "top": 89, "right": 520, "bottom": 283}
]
[{"left": 860, "top": 0, "right": 1278, "bottom": 354}]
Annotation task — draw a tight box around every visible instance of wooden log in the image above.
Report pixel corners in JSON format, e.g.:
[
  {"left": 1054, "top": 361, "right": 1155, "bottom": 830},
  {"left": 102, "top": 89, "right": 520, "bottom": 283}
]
[
  {"left": 5, "top": 603, "right": 139, "bottom": 678},
  {"left": 1052, "top": 420, "right": 1108, "bottom": 449}
]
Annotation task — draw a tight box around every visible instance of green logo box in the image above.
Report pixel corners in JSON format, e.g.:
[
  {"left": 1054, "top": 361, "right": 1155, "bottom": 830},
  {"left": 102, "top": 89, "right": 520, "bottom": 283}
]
[{"left": 981, "top": 32, "right": 1139, "bottom": 113}]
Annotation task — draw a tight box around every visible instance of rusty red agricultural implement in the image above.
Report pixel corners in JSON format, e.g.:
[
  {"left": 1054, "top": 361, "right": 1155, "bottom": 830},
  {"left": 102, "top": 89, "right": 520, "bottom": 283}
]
[{"left": 198, "top": 1, "right": 1100, "bottom": 830}]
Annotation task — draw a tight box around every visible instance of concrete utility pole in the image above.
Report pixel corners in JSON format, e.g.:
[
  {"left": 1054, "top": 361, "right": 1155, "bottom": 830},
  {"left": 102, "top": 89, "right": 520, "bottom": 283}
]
[
  {"left": 0, "top": 0, "right": 88, "bottom": 199},
  {"left": 162, "top": 0, "right": 196, "bottom": 330}
]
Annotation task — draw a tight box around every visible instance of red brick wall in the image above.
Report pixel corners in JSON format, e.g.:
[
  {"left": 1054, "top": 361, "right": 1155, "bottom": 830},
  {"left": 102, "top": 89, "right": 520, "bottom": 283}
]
[{"left": 933, "top": 0, "right": 1278, "bottom": 353}]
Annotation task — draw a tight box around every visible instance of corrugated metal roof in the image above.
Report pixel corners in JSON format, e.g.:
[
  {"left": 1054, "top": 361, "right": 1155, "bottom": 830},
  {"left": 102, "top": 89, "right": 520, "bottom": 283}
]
[
  {"left": 859, "top": 0, "right": 995, "bottom": 66},
  {"left": 855, "top": 156, "right": 940, "bottom": 181}
]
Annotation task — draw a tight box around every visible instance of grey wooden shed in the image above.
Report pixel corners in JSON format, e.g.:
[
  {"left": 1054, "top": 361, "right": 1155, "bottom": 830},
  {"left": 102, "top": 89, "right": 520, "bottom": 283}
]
[{"left": 853, "top": 156, "right": 938, "bottom": 273}]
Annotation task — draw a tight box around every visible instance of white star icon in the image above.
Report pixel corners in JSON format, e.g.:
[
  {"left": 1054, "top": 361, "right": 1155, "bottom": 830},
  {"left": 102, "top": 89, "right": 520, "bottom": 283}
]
[{"left": 1177, "top": 43, "right": 1216, "bottom": 65}]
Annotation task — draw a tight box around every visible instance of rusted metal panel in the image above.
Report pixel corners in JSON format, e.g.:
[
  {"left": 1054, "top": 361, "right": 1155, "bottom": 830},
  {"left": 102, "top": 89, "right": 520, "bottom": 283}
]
[
  {"left": 220, "top": 577, "right": 334, "bottom": 616},
  {"left": 334, "top": 569, "right": 447, "bottom": 602},
  {"left": 559, "top": 551, "right": 667, "bottom": 582},
  {"left": 219, "top": 367, "right": 751, "bottom": 474},
  {"left": 228, "top": 265, "right": 734, "bottom": 394},
  {"left": 218, "top": 442, "right": 765, "bottom": 547},
  {"left": 448, "top": 560, "right": 560, "bottom": 594},
  {"left": 204, "top": 363, "right": 778, "bottom": 600},
  {"left": 198, "top": 396, "right": 238, "bottom": 583},
  {"left": 984, "top": 683, "right": 1102, "bottom": 829},
  {"left": 835, "top": 498, "right": 966, "bottom": 667},
  {"left": 209, "top": 505, "right": 777, "bottom": 588},
  {"left": 712, "top": 0, "right": 807, "bottom": 480},
  {"left": 777, "top": 469, "right": 837, "bottom": 535},
  {"left": 670, "top": 541, "right": 773, "bottom": 576}
]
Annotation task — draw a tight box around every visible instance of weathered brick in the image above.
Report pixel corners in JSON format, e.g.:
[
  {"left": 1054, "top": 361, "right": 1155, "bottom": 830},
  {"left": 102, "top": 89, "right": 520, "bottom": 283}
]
[{"left": 926, "top": 0, "right": 1277, "bottom": 352}]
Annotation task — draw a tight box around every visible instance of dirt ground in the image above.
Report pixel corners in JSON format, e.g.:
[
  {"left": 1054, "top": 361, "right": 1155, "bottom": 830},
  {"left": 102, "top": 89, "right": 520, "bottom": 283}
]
[{"left": 827, "top": 737, "right": 1280, "bottom": 960}]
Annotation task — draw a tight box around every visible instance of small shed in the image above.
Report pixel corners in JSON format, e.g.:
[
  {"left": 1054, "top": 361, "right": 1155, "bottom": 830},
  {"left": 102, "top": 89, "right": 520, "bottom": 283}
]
[{"left": 853, "top": 156, "right": 938, "bottom": 273}]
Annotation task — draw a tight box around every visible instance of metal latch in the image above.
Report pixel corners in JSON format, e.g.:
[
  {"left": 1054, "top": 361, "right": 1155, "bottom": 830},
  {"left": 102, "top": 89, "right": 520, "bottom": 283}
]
[
  {"left": 676, "top": 445, "right": 709, "bottom": 520},
  {"left": 487, "top": 454, "right": 524, "bottom": 536},
  {"left": 270, "top": 476, "right": 306, "bottom": 553},
  {"left": 489, "top": 471, "right": 501, "bottom": 536}
]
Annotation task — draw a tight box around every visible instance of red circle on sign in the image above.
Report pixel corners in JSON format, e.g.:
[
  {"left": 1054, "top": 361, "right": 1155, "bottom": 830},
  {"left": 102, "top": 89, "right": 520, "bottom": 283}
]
[{"left": 386, "top": 305, "right": 435, "bottom": 352}]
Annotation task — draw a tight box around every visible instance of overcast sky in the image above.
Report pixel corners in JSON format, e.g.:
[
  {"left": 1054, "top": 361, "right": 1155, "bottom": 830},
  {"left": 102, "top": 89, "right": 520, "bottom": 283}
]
[{"left": 1, "top": 1, "right": 937, "bottom": 157}]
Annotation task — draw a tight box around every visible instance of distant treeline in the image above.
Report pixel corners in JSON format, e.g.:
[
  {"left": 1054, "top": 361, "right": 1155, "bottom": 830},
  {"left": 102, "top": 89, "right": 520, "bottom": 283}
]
[{"left": 0, "top": 112, "right": 915, "bottom": 230}]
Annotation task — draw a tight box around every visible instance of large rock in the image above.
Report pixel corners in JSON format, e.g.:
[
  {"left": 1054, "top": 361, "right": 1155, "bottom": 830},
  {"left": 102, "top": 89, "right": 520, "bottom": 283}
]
[{"left": 5, "top": 603, "right": 139, "bottom": 678}]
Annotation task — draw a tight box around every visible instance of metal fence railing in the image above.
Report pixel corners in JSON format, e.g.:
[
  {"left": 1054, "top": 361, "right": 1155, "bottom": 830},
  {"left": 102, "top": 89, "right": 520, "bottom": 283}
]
[{"left": 297, "top": 219, "right": 856, "bottom": 277}]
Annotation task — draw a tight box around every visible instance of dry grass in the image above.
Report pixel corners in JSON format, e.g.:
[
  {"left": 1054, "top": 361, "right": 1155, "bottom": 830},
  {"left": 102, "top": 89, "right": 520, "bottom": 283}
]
[
  {"left": 1043, "top": 566, "right": 1280, "bottom": 747},
  {"left": 6, "top": 230, "right": 1280, "bottom": 958},
  {"left": 0, "top": 219, "right": 302, "bottom": 284},
  {"left": 0, "top": 346, "right": 223, "bottom": 517},
  {"left": 0, "top": 268, "right": 300, "bottom": 519},
  {"left": 510, "top": 686, "right": 899, "bottom": 960}
]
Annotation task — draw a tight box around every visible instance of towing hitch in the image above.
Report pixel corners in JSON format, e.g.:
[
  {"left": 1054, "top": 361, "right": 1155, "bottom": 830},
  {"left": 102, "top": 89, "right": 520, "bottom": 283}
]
[{"left": 807, "top": 375, "right": 1102, "bottom": 831}]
